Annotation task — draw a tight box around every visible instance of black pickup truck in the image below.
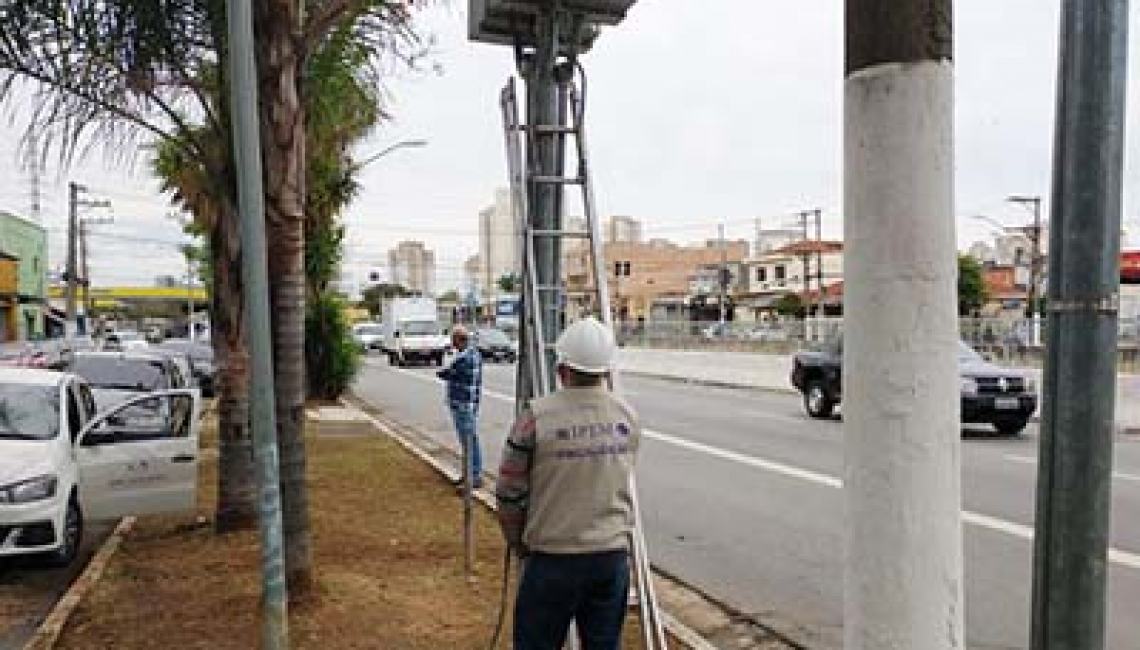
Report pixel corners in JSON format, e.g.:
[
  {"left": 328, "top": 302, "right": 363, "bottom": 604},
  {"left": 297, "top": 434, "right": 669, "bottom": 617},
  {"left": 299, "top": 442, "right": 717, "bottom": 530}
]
[{"left": 790, "top": 335, "right": 1038, "bottom": 435}]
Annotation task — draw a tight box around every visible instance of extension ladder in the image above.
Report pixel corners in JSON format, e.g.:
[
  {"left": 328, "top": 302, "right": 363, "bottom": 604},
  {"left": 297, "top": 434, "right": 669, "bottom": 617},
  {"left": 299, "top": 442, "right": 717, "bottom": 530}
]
[{"left": 500, "top": 73, "right": 669, "bottom": 650}]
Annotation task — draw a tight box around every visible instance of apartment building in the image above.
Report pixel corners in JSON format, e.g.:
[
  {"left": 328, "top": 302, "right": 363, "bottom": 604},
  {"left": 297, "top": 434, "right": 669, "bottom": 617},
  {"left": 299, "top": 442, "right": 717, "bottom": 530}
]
[
  {"left": 387, "top": 240, "right": 436, "bottom": 296},
  {"left": 737, "top": 240, "right": 844, "bottom": 320},
  {"left": 564, "top": 237, "right": 749, "bottom": 323}
]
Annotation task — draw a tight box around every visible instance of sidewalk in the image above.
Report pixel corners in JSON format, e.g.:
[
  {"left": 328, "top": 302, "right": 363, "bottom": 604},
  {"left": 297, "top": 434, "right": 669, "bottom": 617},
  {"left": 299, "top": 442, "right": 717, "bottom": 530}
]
[{"left": 618, "top": 346, "right": 1140, "bottom": 433}]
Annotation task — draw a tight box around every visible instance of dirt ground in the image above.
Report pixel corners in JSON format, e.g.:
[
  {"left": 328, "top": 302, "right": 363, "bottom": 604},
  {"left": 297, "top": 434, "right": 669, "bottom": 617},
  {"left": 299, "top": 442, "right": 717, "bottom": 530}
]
[{"left": 54, "top": 413, "right": 650, "bottom": 649}]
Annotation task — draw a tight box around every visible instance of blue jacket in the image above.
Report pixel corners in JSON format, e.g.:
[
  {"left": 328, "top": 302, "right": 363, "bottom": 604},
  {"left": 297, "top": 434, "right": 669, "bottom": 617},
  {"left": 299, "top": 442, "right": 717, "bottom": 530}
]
[{"left": 438, "top": 345, "right": 482, "bottom": 407}]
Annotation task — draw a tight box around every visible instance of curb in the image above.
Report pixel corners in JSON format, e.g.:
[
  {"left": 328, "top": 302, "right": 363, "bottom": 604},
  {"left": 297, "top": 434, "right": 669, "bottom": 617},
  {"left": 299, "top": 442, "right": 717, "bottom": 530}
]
[
  {"left": 340, "top": 397, "right": 728, "bottom": 650},
  {"left": 22, "top": 516, "right": 136, "bottom": 650}
]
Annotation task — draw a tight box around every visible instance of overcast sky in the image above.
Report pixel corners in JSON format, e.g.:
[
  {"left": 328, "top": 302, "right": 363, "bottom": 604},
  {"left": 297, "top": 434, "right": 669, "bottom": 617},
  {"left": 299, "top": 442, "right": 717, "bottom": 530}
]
[{"left": 2, "top": 1, "right": 1140, "bottom": 290}]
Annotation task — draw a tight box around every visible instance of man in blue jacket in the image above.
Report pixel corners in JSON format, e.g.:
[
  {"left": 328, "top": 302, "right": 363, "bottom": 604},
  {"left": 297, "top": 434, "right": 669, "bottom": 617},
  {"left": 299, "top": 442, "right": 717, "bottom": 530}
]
[{"left": 438, "top": 324, "right": 484, "bottom": 488}]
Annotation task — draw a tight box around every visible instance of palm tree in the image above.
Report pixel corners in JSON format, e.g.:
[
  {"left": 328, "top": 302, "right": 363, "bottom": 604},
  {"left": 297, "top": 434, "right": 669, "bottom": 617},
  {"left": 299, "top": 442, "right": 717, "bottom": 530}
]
[{"left": 0, "top": 0, "right": 430, "bottom": 594}]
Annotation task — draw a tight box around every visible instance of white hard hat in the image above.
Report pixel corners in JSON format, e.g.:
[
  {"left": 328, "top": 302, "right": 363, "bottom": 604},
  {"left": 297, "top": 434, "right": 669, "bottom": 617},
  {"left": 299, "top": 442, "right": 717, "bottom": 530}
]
[{"left": 555, "top": 317, "right": 617, "bottom": 374}]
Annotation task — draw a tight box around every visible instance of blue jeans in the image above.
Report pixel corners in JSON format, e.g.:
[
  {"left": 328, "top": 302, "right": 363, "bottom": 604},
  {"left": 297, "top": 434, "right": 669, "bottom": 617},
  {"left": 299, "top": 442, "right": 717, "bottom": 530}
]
[
  {"left": 448, "top": 401, "right": 482, "bottom": 480},
  {"left": 514, "top": 550, "right": 630, "bottom": 650}
]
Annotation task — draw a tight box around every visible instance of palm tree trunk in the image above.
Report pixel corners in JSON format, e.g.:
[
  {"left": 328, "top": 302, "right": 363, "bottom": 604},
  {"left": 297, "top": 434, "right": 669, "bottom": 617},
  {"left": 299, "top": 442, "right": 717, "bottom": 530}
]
[
  {"left": 258, "top": 0, "right": 312, "bottom": 594},
  {"left": 210, "top": 209, "right": 258, "bottom": 532}
]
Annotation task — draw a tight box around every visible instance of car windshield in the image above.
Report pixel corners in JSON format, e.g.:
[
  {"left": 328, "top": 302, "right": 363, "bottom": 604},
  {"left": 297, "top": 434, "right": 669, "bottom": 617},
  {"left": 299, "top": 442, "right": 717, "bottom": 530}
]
[
  {"left": 401, "top": 321, "right": 438, "bottom": 336},
  {"left": 958, "top": 342, "right": 984, "bottom": 362},
  {"left": 355, "top": 325, "right": 384, "bottom": 336},
  {"left": 478, "top": 329, "right": 510, "bottom": 345},
  {"left": 71, "top": 356, "right": 168, "bottom": 391},
  {"left": 0, "top": 383, "right": 59, "bottom": 440}
]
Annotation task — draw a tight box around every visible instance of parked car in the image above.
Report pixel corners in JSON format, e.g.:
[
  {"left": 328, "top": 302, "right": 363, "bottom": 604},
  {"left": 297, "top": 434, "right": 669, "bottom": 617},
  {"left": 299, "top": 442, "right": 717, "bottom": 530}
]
[
  {"left": 474, "top": 328, "right": 517, "bottom": 363},
  {"left": 743, "top": 325, "right": 790, "bottom": 342},
  {"left": 155, "top": 339, "right": 216, "bottom": 398},
  {"left": 0, "top": 368, "right": 200, "bottom": 566},
  {"left": 100, "top": 330, "right": 147, "bottom": 352},
  {"left": 790, "top": 336, "right": 1038, "bottom": 435},
  {"left": 351, "top": 323, "right": 385, "bottom": 353},
  {"left": 64, "top": 352, "right": 186, "bottom": 417}
]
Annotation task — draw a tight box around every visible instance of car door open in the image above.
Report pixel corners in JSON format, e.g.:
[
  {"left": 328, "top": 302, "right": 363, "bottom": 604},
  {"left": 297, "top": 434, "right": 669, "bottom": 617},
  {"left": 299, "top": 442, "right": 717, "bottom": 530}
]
[{"left": 76, "top": 389, "right": 200, "bottom": 521}]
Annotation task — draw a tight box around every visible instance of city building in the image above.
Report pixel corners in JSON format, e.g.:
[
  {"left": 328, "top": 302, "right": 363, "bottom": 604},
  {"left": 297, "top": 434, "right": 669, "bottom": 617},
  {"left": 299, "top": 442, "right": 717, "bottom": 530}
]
[
  {"left": 753, "top": 219, "right": 804, "bottom": 257},
  {"left": 387, "top": 240, "right": 435, "bottom": 296},
  {"left": 607, "top": 215, "right": 643, "bottom": 244},
  {"left": 563, "top": 237, "right": 749, "bottom": 323},
  {"left": 476, "top": 188, "right": 520, "bottom": 303},
  {"left": 737, "top": 240, "right": 844, "bottom": 321},
  {"left": 0, "top": 211, "right": 47, "bottom": 340}
]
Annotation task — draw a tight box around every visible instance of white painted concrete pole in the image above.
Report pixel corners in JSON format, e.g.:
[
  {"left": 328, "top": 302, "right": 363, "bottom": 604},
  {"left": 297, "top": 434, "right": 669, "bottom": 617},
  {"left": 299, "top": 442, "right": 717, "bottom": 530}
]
[{"left": 844, "top": 3, "right": 964, "bottom": 649}]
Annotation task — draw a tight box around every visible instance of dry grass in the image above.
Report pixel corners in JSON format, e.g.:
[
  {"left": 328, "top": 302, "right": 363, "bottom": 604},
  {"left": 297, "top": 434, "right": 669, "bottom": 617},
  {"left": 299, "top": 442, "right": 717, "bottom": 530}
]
[{"left": 55, "top": 415, "right": 649, "bottom": 649}]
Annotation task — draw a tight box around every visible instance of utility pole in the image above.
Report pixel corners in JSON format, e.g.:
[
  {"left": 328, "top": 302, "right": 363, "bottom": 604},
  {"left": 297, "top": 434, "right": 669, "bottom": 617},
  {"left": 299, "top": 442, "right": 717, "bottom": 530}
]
[
  {"left": 226, "top": 0, "right": 289, "bottom": 647},
  {"left": 66, "top": 183, "right": 79, "bottom": 340},
  {"left": 718, "top": 223, "right": 728, "bottom": 327},
  {"left": 67, "top": 184, "right": 110, "bottom": 339},
  {"left": 1032, "top": 0, "right": 1128, "bottom": 647},
  {"left": 186, "top": 258, "right": 196, "bottom": 342},
  {"left": 795, "top": 209, "right": 821, "bottom": 339},
  {"left": 79, "top": 215, "right": 113, "bottom": 330},
  {"left": 814, "top": 209, "right": 823, "bottom": 317},
  {"left": 1008, "top": 195, "right": 1043, "bottom": 321},
  {"left": 845, "top": 2, "right": 963, "bottom": 649}
]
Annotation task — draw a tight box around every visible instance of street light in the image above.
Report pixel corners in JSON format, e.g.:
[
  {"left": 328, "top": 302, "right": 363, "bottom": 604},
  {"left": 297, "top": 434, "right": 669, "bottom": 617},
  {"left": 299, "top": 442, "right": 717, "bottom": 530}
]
[
  {"left": 971, "top": 212, "right": 1041, "bottom": 320},
  {"left": 353, "top": 139, "right": 428, "bottom": 171}
]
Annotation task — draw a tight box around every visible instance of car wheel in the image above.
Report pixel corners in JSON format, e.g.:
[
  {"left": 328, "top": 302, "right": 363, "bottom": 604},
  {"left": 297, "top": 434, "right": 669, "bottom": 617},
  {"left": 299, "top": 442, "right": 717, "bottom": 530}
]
[
  {"left": 804, "top": 380, "right": 835, "bottom": 419},
  {"left": 994, "top": 419, "right": 1028, "bottom": 436},
  {"left": 43, "top": 496, "right": 83, "bottom": 568}
]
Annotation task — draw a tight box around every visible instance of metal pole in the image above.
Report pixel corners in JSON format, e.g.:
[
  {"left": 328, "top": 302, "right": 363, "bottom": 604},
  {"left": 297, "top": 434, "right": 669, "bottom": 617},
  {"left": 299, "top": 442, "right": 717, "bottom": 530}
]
[
  {"left": 844, "top": 1, "right": 963, "bottom": 648},
  {"left": 718, "top": 224, "right": 727, "bottom": 328},
  {"left": 187, "top": 259, "right": 196, "bottom": 342},
  {"left": 524, "top": 4, "right": 564, "bottom": 394},
  {"left": 66, "top": 182, "right": 78, "bottom": 340},
  {"left": 1031, "top": 0, "right": 1128, "bottom": 646},
  {"left": 79, "top": 219, "right": 89, "bottom": 333},
  {"left": 814, "top": 209, "right": 823, "bottom": 318},
  {"left": 462, "top": 433, "right": 475, "bottom": 580},
  {"left": 225, "top": 1, "right": 289, "bottom": 647}
]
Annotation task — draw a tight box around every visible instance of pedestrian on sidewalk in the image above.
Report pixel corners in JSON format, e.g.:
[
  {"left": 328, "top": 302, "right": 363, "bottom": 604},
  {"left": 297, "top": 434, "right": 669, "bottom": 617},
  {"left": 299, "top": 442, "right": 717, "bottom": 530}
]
[
  {"left": 495, "top": 317, "right": 642, "bottom": 650},
  {"left": 438, "top": 324, "right": 483, "bottom": 489}
]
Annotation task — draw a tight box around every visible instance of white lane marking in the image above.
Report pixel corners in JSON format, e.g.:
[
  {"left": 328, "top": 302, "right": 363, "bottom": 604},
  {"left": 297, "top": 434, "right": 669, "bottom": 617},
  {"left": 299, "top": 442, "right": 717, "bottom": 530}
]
[
  {"left": 740, "top": 409, "right": 812, "bottom": 428},
  {"left": 1005, "top": 454, "right": 1140, "bottom": 484},
  {"left": 379, "top": 364, "right": 1140, "bottom": 570}
]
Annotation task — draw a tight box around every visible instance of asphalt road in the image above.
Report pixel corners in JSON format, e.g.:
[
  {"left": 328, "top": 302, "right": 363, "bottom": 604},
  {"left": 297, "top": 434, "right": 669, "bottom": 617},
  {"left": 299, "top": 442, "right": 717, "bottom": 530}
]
[
  {"left": 353, "top": 355, "right": 1140, "bottom": 650},
  {"left": 0, "top": 522, "right": 114, "bottom": 650}
]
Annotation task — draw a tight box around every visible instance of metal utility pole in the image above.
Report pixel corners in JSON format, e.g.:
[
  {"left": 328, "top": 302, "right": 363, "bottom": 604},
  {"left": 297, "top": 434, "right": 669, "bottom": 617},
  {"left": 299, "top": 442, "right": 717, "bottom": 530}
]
[
  {"left": 522, "top": 5, "right": 569, "bottom": 396},
  {"left": 66, "top": 183, "right": 79, "bottom": 340},
  {"left": 67, "top": 184, "right": 110, "bottom": 338},
  {"left": 1008, "top": 195, "right": 1043, "bottom": 320},
  {"left": 718, "top": 223, "right": 728, "bottom": 327},
  {"left": 79, "top": 215, "right": 113, "bottom": 327},
  {"left": 186, "top": 259, "right": 196, "bottom": 342},
  {"left": 1032, "top": 0, "right": 1128, "bottom": 647},
  {"left": 844, "top": 2, "right": 963, "bottom": 649},
  {"left": 814, "top": 209, "right": 823, "bottom": 316},
  {"left": 226, "top": 1, "right": 289, "bottom": 647}
]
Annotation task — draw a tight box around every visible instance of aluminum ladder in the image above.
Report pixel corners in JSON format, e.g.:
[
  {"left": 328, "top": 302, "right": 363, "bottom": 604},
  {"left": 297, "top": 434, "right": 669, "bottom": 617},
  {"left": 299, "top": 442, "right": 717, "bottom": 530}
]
[{"left": 500, "top": 74, "right": 670, "bottom": 650}]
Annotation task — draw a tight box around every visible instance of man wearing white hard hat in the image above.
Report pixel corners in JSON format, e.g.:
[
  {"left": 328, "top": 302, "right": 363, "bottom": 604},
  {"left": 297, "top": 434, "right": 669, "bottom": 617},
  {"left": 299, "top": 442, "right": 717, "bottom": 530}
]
[{"left": 495, "top": 316, "right": 641, "bottom": 650}]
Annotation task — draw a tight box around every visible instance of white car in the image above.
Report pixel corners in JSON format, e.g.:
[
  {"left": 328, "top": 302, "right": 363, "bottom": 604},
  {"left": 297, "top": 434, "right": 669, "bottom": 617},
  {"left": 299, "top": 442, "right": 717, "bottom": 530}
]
[
  {"left": 0, "top": 368, "right": 200, "bottom": 566},
  {"left": 351, "top": 323, "right": 385, "bottom": 352}
]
